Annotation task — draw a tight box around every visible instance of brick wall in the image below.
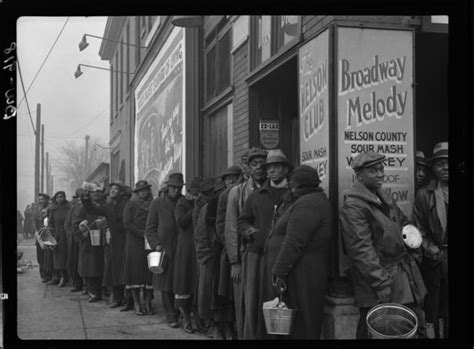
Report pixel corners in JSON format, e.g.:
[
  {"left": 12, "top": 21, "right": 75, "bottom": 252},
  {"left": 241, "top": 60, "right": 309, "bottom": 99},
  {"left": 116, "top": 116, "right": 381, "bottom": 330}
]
[{"left": 232, "top": 41, "right": 250, "bottom": 163}]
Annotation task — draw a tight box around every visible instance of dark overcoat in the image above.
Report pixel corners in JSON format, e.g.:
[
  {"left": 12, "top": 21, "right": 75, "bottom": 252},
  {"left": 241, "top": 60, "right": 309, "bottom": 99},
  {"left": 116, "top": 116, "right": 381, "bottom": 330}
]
[
  {"left": 173, "top": 197, "right": 197, "bottom": 295},
  {"left": 65, "top": 203, "right": 81, "bottom": 275},
  {"left": 339, "top": 181, "right": 427, "bottom": 308},
  {"left": 122, "top": 195, "right": 153, "bottom": 285},
  {"left": 145, "top": 194, "right": 182, "bottom": 292},
  {"left": 73, "top": 206, "right": 104, "bottom": 278},
  {"left": 216, "top": 188, "right": 233, "bottom": 299},
  {"left": 48, "top": 201, "right": 70, "bottom": 270},
  {"left": 262, "top": 189, "right": 333, "bottom": 339},
  {"left": 82, "top": 195, "right": 129, "bottom": 286}
]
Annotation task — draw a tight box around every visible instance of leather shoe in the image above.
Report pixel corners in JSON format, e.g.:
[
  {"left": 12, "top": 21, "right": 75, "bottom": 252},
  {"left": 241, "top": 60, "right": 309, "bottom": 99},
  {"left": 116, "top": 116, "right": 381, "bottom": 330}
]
[
  {"left": 82, "top": 289, "right": 89, "bottom": 295},
  {"left": 135, "top": 306, "right": 144, "bottom": 316},
  {"left": 168, "top": 321, "right": 179, "bottom": 328},
  {"left": 120, "top": 303, "right": 134, "bottom": 312},
  {"left": 110, "top": 301, "right": 123, "bottom": 308},
  {"left": 144, "top": 305, "right": 154, "bottom": 315},
  {"left": 70, "top": 288, "right": 83, "bottom": 293},
  {"left": 89, "top": 295, "right": 101, "bottom": 303},
  {"left": 58, "top": 278, "right": 66, "bottom": 287},
  {"left": 41, "top": 277, "right": 51, "bottom": 283},
  {"left": 47, "top": 279, "right": 60, "bottom": 285},
  {"left": 183, "top": 324, "right": 194, "bottom": 334}
]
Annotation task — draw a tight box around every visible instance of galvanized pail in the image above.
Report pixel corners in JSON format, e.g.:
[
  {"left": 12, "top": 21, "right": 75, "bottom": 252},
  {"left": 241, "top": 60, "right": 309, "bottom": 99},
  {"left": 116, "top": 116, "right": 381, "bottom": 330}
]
[
  {"left": 263, "top": 305, "right": 297, "bottom": 335},
  {"left": 147, "top": 251, "right": 165, "bottom": 274},
  {"left": 89, "top": 221, "right": 102, "bottom": 246},
  {"left": 366, "top": 303, "right": 418, "bottom": 339}
]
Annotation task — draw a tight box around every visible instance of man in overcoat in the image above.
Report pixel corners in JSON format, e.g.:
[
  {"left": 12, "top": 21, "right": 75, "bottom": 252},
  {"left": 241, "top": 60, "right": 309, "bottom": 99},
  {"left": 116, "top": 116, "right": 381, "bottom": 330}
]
[
  {"left": 237, "top": 149, "right": 291, "bottom": 339},
  {"left": 340, "top": 152, "right": 427, "bottom": 339},
  {"left": 413, "top": 142, "right": 449, "bottom": 338},
  {"left": 215, "top": 165, "right": 243, "bottom": 339},
  {"left": 145, "top": 172, "right": 183, "bottom": 327},
  {"left": 224, "top": 148, "right": 267, "bottom": 339},
  {"left": 82, "top": 181, "right": 130, "bottom": 309}
]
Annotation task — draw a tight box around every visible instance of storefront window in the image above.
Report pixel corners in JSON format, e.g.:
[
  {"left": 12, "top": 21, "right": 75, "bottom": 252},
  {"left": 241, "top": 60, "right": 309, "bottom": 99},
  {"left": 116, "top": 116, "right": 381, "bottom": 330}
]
[
  {"left": 204, "top": 18, "right": 232, "bottom": 103},
  {"left": 250, "top": 15, "right": 301, "bottom": 71}
]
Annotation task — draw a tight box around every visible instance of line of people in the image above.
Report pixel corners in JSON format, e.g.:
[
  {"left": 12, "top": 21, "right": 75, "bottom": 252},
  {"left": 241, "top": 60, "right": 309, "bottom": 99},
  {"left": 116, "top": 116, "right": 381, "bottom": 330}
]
[{"left": 32, "top": 142, "right": 448, "bottom": 339}]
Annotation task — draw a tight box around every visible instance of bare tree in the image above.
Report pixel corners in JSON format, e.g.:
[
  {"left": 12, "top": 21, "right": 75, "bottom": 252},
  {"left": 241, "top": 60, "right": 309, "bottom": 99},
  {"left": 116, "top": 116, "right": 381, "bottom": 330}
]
[{"left": 56, "top": 137, "right": 109, "bottom": 192}]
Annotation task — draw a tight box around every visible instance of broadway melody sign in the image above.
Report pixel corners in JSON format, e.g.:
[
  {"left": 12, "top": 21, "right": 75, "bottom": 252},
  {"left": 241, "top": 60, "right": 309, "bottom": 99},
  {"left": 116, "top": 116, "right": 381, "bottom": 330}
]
[{"left": 337, "top": 27, "right": 415, "bottom": 217}]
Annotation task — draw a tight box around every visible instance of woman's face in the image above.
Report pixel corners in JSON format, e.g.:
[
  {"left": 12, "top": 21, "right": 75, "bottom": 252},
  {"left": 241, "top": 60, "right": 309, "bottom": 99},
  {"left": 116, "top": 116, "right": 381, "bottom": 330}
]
[{"left": 55, "top": 194, "right": 65, "bottom": 204}]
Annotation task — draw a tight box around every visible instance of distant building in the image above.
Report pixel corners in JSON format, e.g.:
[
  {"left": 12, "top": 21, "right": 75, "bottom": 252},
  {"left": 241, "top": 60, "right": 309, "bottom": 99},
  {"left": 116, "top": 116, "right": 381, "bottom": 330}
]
[{"left": 86, "top": 162, "right": 110, "bottom": 189}]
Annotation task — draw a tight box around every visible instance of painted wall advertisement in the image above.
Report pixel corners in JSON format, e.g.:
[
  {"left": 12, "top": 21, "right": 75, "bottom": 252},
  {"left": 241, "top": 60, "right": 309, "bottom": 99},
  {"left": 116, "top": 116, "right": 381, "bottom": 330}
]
[
  {"left": 337, "top": 27, "right": 414, "bottom": 218},
  {"left": 134, "top": 27, "right": 185, "bottom": 196},
  {"left": 299, "top": 29, "right": 330, "bottom": 195}
]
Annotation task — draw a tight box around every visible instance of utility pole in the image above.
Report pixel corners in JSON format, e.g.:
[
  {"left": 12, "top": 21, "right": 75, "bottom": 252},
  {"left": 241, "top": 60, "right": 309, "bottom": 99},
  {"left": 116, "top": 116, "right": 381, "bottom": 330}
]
[
  {"left": 34, "top": 104, "right": 41, "bottom": 199},
  {"left": 85, "top": 134, "right": 90, "bottom": 180},
  {"left": 41, "top": 124, "right": 45, "bottom": 193},
  {"left": 46, "top": 152, "right": 50, "bottom": 194}
]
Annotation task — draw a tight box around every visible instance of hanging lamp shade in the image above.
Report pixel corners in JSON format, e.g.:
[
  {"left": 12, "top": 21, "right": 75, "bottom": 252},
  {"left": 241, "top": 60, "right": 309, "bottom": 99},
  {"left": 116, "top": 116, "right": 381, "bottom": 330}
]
[
  {"left": 171, "top": 16, "right": 203, "bottom": 27},
  {"left": 74, "top": 65, "right": 83, "bottom": 78}
]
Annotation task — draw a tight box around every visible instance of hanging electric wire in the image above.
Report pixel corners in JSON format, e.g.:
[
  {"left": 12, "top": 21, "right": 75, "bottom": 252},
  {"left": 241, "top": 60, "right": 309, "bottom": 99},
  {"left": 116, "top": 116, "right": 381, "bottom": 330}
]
[
  {"left": 17, "top": 58, "right": 36, "bottom": 135},
  {"left": 17, "top": 17, "right": 70, "bottom": 109}
]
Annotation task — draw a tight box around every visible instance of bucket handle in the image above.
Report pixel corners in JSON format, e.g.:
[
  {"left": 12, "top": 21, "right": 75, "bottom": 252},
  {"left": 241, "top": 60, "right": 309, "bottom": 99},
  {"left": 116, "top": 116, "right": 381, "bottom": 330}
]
[{"left": 272, "top": 275, "right": 287, "bottom": 305}]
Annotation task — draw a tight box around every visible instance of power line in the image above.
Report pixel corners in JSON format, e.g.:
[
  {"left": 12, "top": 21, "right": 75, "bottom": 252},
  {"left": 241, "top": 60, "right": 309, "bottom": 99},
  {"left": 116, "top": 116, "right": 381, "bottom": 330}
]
[
  {"left": 17, "top": 58, "right": 36, "bottom": 135},
  {"left": 65, "top": 106, "right": 110, "bottom": 137},
  {"left": 17, "top": 17, "right": 70, "bottom": 109}
]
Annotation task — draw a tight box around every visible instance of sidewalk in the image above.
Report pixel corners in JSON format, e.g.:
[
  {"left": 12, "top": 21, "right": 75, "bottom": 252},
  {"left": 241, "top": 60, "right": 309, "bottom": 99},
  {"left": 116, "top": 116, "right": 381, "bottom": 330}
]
[{"left": 16, "top": 238, "right": 210, "bottom": 340}]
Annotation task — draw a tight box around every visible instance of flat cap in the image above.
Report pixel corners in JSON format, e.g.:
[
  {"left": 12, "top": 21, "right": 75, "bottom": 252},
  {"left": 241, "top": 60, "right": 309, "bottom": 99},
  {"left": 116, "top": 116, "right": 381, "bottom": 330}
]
[
  {"left": 351, "top": 152, "right": 386, "bottom": 172},
  {"left": 290, "top": 165, "right": 321, "bottom": 188},
  {"left": 247, "top": 147, "right": 268, "bottom": 164}
]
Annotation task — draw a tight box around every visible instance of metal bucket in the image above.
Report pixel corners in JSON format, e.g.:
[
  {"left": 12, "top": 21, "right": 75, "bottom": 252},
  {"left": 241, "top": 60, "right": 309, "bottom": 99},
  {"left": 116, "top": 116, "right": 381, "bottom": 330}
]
[
  {"left": 147, "top": 251, "right": 165, "bottom": 274},
  {"left": 89, "top": 222, "right": 102, "bottom": 246},
  {"left": 263, "top": 306, "right": 297, "bottom": 335},
  {"left": 366, "top": 303, "right": 418, "bottom": 339}
]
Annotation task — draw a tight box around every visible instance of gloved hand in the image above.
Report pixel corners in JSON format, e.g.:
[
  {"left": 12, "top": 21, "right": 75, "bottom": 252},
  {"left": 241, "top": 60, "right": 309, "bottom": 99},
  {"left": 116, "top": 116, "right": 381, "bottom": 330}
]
[
  {"left": 231, "top": 263, "right": 241, "bottom": 283},
  {"left": 79, "top": 220, "right": 88, "bottom": 233},
  {"left": 376, "top": 286, "right": 392, "bottom": 304},
  {"left": 424, "top": 244, "right": 441, "bottom": 261},
  {"left": 155, "top": 244, "right": 163, "bottom": 252}
]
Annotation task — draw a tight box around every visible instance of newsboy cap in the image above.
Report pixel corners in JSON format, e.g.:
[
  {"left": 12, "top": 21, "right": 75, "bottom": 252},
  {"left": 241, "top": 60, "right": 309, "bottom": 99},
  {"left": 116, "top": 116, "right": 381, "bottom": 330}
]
[
  {"left": 221, "top": 165, "right": 243, "bottom": 181},
  {"left": 247, "top": 147, "right": 268, "bottom": 164},
  {"left": 427, "top": 142, "right": 448, "bottom": 163},
  {"left": 167, "top": 172, "right": 185, "bottom": 187},
  {"left": 351, "top": 152, "right": 386, "bottom": 172},
  {"left": 416, "top": 150, "right": 428, "bottom": 167},
  {"left": 290, "top": 165, "right": 321, "bottom": 188},
  {"left": 133, "top": 180, "right": 152, "bottom": 193}
]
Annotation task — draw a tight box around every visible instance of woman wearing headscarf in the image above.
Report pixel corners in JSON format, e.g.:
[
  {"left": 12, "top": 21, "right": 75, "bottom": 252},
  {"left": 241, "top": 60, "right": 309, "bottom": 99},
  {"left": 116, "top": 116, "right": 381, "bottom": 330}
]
[
  {"left": 260, "top": 165, "right": 333, "bottom": 339},
  {"left": 122, "top": 180, "right": 154, "bottom": 316},
  {"left": 173, "top": 176, "right": 202, "bottom": 333},
  {"left": 48, "top": 191, "right": 71, "bottom": 287}
]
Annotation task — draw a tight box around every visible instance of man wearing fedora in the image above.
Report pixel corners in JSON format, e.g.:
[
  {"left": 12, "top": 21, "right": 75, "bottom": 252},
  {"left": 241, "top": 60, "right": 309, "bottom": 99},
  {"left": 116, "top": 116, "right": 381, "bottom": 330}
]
[
  {"left": 413, "top": 142, "right": 449, "bottom": 338},
  {"left": 145, "top": 172, "right": 184, "bottom": 328},
  {"left": 340, "top": 152, "right": 427, "bottom": 339},
  {"left": 122, "top": 180, "right": 154, "bottom": 316},
  {"left": 238, "top": 148, "right": 292, "bottom": 339},
  {"left": 225, "top": 147, "right": 267, "bottom": 339},
  {"left": 82, "top": 180, "right": 130, "bottom": 309}
]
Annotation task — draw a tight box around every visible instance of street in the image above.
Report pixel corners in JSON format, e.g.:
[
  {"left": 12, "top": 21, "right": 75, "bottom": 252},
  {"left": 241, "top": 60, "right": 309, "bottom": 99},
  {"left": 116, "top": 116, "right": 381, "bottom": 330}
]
[{"left": 16, "top": 237, "right": 209, "bottom": 340}]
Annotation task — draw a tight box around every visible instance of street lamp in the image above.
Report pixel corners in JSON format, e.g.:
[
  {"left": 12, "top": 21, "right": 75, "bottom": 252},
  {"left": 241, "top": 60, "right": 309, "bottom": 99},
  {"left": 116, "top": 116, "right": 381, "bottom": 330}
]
[
  {"left": 171, "top": 16, "right": 204, "bottom": 27},
  {"left": 78, "top": 33, "right": 148, "bottom": 52},
  {"left": 74, "top": 64, "right": 134, "bottom": 79}
]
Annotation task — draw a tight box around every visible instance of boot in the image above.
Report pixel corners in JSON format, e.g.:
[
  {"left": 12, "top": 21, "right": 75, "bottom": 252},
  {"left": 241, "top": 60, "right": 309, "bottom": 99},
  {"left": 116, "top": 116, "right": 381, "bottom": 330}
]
[
  {"left": 131, "top": 288, "right": 144, "bottom": 316},
  {"left": 144, "top": 288, "right": 154, "bottom": 315},
  {"left": 211, "top": 322, "right": 224, "bottom": 340},
  {"left": 120, "top": 292, "right": 134, "bottom": 312},
  {"left": 179, "top": 303, "right": 194, "bottom": 334}
]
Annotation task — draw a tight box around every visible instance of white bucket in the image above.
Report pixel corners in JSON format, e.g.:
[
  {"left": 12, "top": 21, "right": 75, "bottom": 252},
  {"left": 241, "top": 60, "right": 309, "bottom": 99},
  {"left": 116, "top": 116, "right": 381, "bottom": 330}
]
[
  {"left": 147, "top": 251, "right": 165, "bottom": 274},
  {"left": 105, "top": 228, "right": 111, "bottom": 244},
  {"left": 90, "top": 229, "right": 102, "bottom": 246}
]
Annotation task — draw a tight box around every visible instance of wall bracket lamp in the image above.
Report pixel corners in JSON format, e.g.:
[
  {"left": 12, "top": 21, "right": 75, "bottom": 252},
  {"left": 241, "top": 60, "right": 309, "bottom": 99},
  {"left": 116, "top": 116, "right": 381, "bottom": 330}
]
[
  {"left": 79, "top": 33, "right": 148, "bottom": 52},
  {"left": 74, "top": 64, "right": 134, "bottom": 79}
]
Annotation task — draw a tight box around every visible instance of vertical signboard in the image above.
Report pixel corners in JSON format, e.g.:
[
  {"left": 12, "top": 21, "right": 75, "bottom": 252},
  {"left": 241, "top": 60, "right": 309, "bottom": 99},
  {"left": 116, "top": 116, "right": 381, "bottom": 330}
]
[
  {"left": 337, "top": 27, "right": 414, "bottom": 217},
  {"left": 134, "top": 27, "right": 185, "bottom": 196},
  {"left": 299, "top": 29, "right": 330, "bottom": 195}
]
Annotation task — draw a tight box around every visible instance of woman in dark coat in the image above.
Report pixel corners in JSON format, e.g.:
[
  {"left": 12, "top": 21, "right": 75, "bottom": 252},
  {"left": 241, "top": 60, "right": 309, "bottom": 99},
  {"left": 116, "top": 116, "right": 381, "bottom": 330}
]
[
  {"left": 48, "top": 191, "right": 71, "bottom": 287},
  {"left": 122, "top": 180, "right": 154, "bottom": 316},
  {"left": 262, "top": 165, "right": 333, "bottom": 339},
  {"left": 74, "top": 189, "right": 105, "bottom": 302},
  {"left": 173, "top": 176, "right": 201, "bottom": 333},
  {"left": 82, "top": 181, "right": 130, "bottom": 308},
  {"left": 65, "top": 189, "right": 84, "bottom": 292},
  {"left": 145, "top": 172, "right": 183, "bottom": 327}
]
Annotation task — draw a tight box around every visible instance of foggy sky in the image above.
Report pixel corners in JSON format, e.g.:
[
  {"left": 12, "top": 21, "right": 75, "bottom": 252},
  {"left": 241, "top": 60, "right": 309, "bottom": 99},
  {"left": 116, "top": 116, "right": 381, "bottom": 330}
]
[{"left": 17, "top": 16, "right": 110, "bottom": 211}]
